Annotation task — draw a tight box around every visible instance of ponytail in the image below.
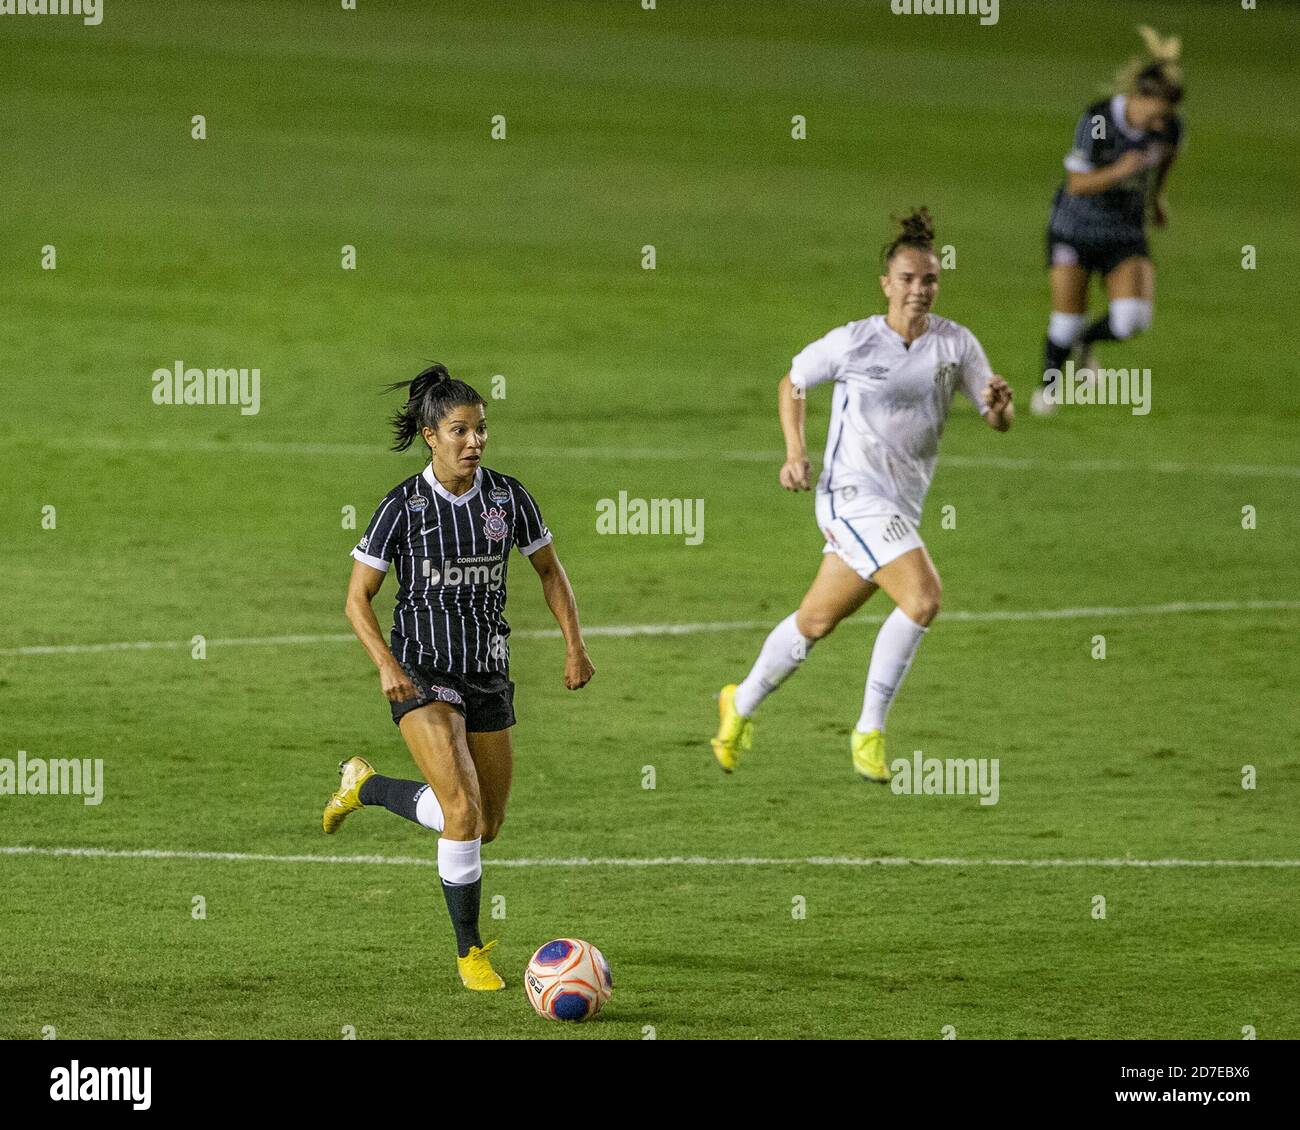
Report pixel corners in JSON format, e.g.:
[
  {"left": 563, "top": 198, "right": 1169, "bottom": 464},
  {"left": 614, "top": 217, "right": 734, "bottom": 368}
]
[
  {"left": 383, "top": 363, "right": 485, "bottom": 452},
  {"left": 1111, "top": 25, "right": 1184, "bottom": 104}
]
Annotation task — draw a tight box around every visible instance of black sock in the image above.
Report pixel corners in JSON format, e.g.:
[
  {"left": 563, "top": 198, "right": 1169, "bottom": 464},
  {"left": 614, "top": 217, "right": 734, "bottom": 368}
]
[
  {"left": 441, "top": 879, "right": 484, "bottom": 957},
  {"left": 1081, "top": 311, "right": 1118, "bottom": 345},
  {"left": 1042, "top": 337, "right": 1071, "bottom": 385},
  {"left": 358, "top": 774, "right": 426, "bottom": 824}
]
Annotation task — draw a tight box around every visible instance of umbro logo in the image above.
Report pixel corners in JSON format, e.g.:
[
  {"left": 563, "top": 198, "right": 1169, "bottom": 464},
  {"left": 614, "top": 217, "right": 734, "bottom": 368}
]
[{"left": 846, "top": 365, "right": 889, "bottom": 380}]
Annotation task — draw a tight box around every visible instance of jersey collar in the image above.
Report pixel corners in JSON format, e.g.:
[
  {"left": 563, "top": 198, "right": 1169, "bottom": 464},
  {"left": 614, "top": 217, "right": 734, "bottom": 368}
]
[
  {"left": 1110, "top": 94, "right": 1145, "bottom": 141},
  {"left": 421, "top": 464, "right": 483, "bottom": 507},
  {"left": 878, "top": 313, "right": 932, "bottom": 349}
]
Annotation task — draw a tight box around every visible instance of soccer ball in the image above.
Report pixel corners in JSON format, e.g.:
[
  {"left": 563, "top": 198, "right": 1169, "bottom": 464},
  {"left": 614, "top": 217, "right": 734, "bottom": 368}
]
[{"left": 524, "top": 938, "right": 613, "bottom": 1021}]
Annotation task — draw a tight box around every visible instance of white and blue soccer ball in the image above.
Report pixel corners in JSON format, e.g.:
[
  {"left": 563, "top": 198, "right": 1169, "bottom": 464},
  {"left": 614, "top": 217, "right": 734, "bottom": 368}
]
[{"left": 524, "top": 938, "right": 613, "bottom": 1022}]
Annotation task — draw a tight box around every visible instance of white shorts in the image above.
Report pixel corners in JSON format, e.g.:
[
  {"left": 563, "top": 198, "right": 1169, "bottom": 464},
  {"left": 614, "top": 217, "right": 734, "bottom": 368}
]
[{"left": 814, "top": 489, "right": 924, "bottom": 581}]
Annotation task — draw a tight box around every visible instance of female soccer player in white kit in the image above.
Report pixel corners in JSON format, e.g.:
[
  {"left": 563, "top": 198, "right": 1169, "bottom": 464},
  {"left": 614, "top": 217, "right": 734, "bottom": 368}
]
[{"left": 711, "top": 209, "right": 1013, "bottom": 781}]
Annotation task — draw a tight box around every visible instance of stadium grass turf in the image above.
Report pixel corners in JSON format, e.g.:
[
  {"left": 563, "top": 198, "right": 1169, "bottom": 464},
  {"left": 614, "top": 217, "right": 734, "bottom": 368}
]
[{"left": 1, "top": 0, "right": 1297, "bottom": 1038}]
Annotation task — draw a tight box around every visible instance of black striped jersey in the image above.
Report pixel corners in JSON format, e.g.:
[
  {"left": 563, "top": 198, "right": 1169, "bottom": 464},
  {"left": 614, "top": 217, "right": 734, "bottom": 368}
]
[
  {"left": 351, "top": 465, "right": 552, "bottom": 674},
  {"left": 1048, "top": 94, "right": 1183, "bottom": 245}
]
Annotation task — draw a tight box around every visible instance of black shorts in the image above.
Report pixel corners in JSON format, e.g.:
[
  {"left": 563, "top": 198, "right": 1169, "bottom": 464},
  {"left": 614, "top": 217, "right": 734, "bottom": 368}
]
[
  {"left": 1046, "top": 231, "right": 1149, "bottom": 276},
  {"left": 389, "top": 661, "right": 516, "bottom": 732}
]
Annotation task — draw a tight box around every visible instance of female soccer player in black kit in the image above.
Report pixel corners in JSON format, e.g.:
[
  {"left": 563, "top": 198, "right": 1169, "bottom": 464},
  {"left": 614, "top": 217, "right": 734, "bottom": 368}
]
[
  {"left": 1034, "top": 25, "right": 1184, "bottom": 415},
  {"left": 323, "top": 364, "right": 595, "bottom": 991}
]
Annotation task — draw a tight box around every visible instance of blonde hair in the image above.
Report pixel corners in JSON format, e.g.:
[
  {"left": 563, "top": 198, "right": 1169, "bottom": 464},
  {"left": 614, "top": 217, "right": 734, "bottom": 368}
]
[{"left": 1110, "top": 25, "right": 1184, "bottom": 103}]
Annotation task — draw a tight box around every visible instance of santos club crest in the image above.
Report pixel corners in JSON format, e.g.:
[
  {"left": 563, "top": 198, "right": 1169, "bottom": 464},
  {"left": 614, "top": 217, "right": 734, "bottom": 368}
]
[{"left": 481, "top": 506, "right": 508, "bottom": 542}]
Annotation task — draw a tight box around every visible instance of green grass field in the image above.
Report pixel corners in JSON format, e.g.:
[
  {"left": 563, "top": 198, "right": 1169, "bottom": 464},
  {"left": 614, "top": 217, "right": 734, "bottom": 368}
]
[{"left": 1, "top": 0, "right": 1297, "bottom": 1039}]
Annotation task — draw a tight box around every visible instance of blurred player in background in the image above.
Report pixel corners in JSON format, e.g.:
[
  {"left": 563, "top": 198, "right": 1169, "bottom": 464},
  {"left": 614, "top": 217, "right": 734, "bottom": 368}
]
[
  {"left": 325, "top": 364, "right": 594, "bottom": 991},
  {"left": 711, "top": 209, "right": 1013, "bottom": 782},
  {"left": 1034, "top": 25, "right": 1184, "bottom": 415}
]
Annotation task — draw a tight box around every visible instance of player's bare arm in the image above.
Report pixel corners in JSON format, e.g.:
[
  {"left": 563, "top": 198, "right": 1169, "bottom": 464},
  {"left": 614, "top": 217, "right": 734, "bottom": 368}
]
[
  {"left": 1151, "top": 147, "right": 1177, "bottom": 228},
  {"left": 778, "top": 371, "right": 812, "bottom": 491},
  {"left": 1065, "top": 147, "right": 1155, "bottom": 197},
  {"left": 344, "top": 558, "right": 418, "bottom": 701},
  {"left": 527, "top": 542, "right": 594, "bottom": 689}
]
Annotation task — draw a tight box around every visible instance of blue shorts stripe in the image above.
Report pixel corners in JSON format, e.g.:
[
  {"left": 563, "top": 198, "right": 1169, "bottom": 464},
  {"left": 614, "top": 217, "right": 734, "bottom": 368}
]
[{"left": 840, "top": 518, "right": 880, "bottom": 572}]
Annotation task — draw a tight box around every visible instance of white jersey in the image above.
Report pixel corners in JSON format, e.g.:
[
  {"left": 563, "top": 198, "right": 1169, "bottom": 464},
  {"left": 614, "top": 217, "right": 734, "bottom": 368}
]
[{"left": 790, "top": 314, "right": 994, "bottom": 522}]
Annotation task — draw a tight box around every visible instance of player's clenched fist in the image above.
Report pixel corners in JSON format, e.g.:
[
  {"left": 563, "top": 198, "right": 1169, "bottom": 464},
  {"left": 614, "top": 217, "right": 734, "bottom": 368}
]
[
  {"left": 982, "top": 375, "right": 1013, "bottom": 413},
  {"left": 379, "top": 660, "right": 419, "bottom": 702},
  {"left": 780, "top": 457, "right": 812, "bottom": 491},
  {"left": 565, "top": 647, "right": 595, "bottom": 690}
]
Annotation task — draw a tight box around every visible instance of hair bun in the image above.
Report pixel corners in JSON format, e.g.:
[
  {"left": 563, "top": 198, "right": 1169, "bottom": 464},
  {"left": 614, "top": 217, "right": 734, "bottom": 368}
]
[
  {"left": 880, "top": 206, "right": 937, "bottom": 266},
  {"left": 899, "top": 208, "right": 935, "bottom": 242}
]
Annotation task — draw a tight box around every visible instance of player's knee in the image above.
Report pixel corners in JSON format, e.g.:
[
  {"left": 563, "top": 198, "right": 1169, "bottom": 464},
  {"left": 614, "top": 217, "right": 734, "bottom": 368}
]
[
  {"left": 795, "top": 607, "right": 836, "bottom": 641},
  {"left": 441, "top": 793, "right": 482, "bottom": 840},
  {"left": 904, "top": 584, "right": 942, "bottom": 626},
  {"left": 1108, "top": 298, "right": 1153, "bottom": 340}
]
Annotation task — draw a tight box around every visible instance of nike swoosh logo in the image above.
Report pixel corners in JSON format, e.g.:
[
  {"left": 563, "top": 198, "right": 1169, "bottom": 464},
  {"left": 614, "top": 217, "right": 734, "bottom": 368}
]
[{"left": 417, "top": 525, "right": 439, "bottom": 536}]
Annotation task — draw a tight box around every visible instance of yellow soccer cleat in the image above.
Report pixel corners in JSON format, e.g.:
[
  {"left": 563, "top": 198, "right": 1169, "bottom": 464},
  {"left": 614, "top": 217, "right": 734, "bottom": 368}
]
[
  {"left": 322, "top": 756, "right": 376, "bottom": 834},
  {"left": 851, "top": 729, "right": 890, "bottom": 784},
  {"left": 457, "top": 940, "right": 506, "bottom": 991},
  {"left": 710, "top": 684, "right": 753, "bottom": 774}
]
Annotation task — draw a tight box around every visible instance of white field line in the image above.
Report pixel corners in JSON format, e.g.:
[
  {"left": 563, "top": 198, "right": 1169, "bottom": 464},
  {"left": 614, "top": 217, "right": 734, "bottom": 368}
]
[
  {"left": 1, "top": 846, "right": 1297, "bottom": 869},
  {"left": 1, "top": 599, "right": 1298, "bottom": 658},
  {"left": 52, "top": 436, "right": 1300, "bottom": 479}
]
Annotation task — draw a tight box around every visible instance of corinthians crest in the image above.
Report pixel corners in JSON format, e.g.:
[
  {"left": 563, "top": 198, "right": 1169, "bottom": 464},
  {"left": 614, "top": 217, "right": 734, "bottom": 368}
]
[{"left": 481, "top": 506, "right": 508, "bottom": 542}]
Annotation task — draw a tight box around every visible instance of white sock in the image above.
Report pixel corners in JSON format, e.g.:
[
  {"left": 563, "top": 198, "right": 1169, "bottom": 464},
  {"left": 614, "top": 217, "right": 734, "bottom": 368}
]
[
  {"left": 857, "top": 608, "right": 927, "bottom": 733},
  {"left": 1108, "top": 298, "right": 1153, "bottom": 339},
  {"left": 414, "top": 785, "right": 445, "bottom": 832},
  {"left": 733, "top": 612, "right": 813, "bottom": 717},
  {"left": 437, "top": 836, "right": 482, "bottom": 885},
  {"left": 1048, "top": 311, "right": 1086, "bottom": 348}
]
